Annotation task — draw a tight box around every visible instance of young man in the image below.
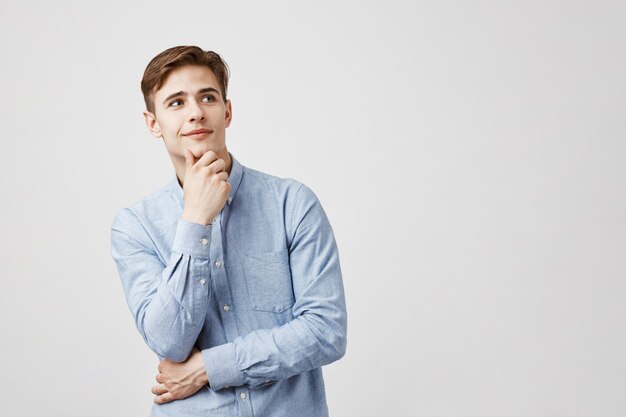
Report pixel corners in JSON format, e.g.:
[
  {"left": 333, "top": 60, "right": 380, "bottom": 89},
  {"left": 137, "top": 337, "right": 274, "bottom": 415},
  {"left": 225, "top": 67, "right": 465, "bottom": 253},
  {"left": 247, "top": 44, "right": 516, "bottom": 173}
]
[{"left": 110, "top": 46, "right": 347, "bottom": 417}]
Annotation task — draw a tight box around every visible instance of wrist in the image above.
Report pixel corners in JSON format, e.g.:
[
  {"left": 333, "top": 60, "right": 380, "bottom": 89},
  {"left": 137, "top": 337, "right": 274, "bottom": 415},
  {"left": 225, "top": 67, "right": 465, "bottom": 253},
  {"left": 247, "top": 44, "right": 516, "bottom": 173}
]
[
  {"left": 190, "top": 349, "right": 209, "bottom": 386},
  {"left": 193, "top": 361, "right": 209, "bottom": 387}
]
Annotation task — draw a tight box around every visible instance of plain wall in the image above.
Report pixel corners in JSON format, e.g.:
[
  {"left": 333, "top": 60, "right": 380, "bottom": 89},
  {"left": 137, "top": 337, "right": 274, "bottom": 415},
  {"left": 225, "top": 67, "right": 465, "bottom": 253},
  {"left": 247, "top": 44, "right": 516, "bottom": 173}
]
[{"left": 1, "top": 1, "right": 625, "bottom": 416}]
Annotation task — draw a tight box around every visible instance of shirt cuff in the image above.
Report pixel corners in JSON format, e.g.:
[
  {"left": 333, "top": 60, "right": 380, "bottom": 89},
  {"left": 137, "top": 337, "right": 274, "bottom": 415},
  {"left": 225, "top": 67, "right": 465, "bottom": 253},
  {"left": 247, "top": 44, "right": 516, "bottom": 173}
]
[
  {"left": 202, "top": 343, "right": 245, "bottom": 390},
  {"left": 172, "top": 219, "right": 212, "bottom": 258}
]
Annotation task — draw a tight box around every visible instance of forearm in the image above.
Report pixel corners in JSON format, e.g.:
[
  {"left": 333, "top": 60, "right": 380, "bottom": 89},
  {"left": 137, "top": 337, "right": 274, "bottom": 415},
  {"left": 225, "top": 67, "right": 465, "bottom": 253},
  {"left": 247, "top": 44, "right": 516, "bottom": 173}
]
[
  {"left": 137, "top": 266, "right": 207, "bottom": 362},
  {"left": 138, "top": 220, "right": 214, "bottom": 361},
  {"left": 202, "top": 307, "right": 347, "bottom": 390},
  {"left": 112, "top": 213, "right": 214, "bottom": 362}
]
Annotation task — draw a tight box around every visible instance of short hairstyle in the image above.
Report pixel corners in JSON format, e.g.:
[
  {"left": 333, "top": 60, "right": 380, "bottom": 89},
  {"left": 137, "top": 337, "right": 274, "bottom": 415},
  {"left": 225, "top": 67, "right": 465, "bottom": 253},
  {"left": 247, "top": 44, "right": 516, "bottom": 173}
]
[{"left": 141, "top": 45, "right": 230, "bottom": 113}]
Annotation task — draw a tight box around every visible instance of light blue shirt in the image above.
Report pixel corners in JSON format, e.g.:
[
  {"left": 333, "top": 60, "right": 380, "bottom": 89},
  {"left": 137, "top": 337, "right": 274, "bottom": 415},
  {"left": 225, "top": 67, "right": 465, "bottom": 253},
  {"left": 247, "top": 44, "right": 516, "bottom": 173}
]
[{"left": 110, "top": 154, "right": 347, "bottom": 417}]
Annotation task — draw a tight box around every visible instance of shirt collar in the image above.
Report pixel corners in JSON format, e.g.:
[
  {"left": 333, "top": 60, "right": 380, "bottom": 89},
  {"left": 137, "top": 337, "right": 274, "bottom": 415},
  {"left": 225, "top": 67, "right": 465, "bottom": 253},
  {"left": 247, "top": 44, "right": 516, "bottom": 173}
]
[{"left": 170, "top": 151, "right": 243, "bottom": 207}]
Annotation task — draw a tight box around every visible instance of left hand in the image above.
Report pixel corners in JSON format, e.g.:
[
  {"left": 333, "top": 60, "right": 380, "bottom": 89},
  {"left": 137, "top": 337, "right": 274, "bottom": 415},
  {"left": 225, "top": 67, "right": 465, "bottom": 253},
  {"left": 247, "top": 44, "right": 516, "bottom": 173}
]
[{"left": 152, "top": 348, "right": 209, "bottom": 404}]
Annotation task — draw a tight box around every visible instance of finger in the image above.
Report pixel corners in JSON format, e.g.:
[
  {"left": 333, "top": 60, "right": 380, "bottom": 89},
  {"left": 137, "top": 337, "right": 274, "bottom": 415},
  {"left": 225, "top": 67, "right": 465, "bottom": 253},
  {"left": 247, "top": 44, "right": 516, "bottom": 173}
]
[
  {"left": 194, "top": 150, "right": 219, "bottom": 167},
  {"left": 151, "top": 384, "right": 168, "bottom": 395},
  {"left": 208, "top": 158, "right": 226, "bottom": 173},
  {"left": 154, "top": 391, "right": 175, "bottom": 405},
  {"left": 184, "top": 149, "right": 199, "bottom": 169},
  {"left": 199, "top": 158, "right": 226, "bottom": 175},
  {"left": 216, "top": 171, "right": 228, "bottom": 182},
  {"left": 183, "top": 149, "right": 191, "bottom": 170}
]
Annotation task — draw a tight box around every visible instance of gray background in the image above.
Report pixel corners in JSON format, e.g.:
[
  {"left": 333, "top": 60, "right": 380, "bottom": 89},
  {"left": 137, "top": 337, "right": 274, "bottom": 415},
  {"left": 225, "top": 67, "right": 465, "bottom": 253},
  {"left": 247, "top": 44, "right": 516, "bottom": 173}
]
[{"left": 1, "top": 1, "right": 625, "bottom": 416}]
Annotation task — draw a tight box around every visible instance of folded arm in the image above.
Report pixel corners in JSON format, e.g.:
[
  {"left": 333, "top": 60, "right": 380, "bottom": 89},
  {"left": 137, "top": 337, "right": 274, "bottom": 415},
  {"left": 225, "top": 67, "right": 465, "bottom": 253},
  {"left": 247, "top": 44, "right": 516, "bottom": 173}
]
[{"left": 111, "top": 209, "right": 214, "bottom": 362}]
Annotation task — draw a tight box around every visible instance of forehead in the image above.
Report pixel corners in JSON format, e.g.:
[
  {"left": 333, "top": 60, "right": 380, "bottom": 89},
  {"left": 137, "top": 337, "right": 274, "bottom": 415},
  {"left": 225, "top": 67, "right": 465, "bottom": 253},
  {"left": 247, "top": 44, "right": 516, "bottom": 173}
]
[{"left": 155, "top": 65, "right": 221, "bottom": 98}]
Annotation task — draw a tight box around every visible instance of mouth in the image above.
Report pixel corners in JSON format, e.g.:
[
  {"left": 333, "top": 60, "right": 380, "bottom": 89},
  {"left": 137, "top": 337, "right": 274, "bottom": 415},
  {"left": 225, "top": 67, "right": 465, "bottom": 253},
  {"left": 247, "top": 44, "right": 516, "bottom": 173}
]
[{"left": 183, "top": 128, "right": 213, "bottom": 137}]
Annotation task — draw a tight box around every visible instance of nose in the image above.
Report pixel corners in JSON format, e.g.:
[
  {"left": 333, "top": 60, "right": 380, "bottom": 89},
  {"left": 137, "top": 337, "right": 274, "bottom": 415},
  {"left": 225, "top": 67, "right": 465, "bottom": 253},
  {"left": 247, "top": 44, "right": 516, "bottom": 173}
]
[{"left": 187, "top": 99, "right": 205, "bottom": 122}]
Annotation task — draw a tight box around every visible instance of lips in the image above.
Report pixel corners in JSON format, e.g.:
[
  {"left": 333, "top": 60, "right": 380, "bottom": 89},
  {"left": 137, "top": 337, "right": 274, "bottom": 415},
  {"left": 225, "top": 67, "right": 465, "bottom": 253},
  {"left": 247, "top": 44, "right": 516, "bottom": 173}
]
[{"left": 184, "top": 128, "right": 213, "bottom": 136}]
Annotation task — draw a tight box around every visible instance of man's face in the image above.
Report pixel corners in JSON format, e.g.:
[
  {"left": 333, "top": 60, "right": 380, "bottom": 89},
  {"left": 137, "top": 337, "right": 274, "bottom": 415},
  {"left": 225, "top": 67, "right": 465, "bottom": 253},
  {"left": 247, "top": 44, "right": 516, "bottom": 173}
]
[{"left": 143, "top": 65, "right": 232, "bottom": 163}]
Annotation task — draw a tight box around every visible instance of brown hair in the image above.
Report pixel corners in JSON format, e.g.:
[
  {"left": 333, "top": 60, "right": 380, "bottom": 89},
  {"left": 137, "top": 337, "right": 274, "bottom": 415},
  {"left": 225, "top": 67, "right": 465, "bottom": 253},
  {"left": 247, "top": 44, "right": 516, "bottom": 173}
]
[{"left": 141, "top": 46, "right": 230, "bottom": 113}]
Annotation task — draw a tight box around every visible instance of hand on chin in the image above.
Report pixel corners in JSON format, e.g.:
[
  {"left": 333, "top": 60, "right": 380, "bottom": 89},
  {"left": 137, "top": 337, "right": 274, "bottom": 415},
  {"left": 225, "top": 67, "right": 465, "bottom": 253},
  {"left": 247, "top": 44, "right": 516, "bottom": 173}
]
[{"left": 186, "top": 143, "right": 214, "bottom": 158}]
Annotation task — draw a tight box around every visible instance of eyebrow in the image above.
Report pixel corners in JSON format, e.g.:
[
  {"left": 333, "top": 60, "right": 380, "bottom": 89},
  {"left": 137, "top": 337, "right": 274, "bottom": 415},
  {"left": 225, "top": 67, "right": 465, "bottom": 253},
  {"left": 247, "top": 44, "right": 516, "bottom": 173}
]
[{"left": 162, "top": 87, "right": 221, "bottom": 105}]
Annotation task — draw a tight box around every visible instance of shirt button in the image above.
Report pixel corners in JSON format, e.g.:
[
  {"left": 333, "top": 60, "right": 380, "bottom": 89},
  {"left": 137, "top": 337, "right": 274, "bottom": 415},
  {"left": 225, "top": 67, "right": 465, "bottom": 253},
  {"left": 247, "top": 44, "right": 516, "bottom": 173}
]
[
  {"left": 223, "top": 304, "right": 230, "bottom": 312},
  {"left": 199, "top": 279, "right": 206, "bottom": 285},
  {"left": 214, "top": 260, "right": 222, "bottom": 268},
  {"left": 200, "top": 238, "right": 209, "bottom": 246},
  {"left": 240, "top": 392, "right": 247, "bottom": 400}
]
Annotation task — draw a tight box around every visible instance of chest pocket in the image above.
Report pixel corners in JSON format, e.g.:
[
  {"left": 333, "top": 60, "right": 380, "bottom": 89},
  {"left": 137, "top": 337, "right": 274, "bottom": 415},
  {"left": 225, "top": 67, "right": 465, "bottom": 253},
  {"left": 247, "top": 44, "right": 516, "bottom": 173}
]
[{"left": 242, "top": 250, "right": 294, "bottom": 313}]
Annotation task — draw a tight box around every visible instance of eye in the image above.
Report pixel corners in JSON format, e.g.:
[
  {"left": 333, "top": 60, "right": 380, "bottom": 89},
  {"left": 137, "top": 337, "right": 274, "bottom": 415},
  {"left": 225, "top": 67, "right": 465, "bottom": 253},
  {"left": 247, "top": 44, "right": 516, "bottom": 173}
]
[
  {"left": 201, "top": 95, "right": 216, "bottom": 103},
  {"left": 169, "top": 99, "right": 183, "bottom": 107}
]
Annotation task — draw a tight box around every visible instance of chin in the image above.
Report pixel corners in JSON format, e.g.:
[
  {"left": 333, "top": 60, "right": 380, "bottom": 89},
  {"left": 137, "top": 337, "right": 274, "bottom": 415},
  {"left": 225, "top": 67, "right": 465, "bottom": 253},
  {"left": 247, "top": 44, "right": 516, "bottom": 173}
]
[{"left": 186, "top": 143, "right": 214, "bottom": 156}]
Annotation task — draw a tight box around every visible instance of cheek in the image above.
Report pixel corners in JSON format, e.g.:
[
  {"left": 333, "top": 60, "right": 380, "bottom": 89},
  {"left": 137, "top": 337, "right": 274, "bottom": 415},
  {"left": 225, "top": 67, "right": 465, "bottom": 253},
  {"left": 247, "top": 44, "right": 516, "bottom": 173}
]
[{"left": 162, "top": 120, "right": 182, "bottom": 136}]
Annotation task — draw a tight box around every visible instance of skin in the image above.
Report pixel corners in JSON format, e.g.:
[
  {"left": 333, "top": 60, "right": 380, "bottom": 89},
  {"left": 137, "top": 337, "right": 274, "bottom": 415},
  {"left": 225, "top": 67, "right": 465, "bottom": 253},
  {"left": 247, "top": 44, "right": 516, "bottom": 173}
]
[
  {"left": 151, "top": 349, "right": 207, "bottom": 404},
  {"left": 143, "top": 64, "right": 233, "bottom": 403},
  {"left": 144, "top": 64, "right": 233, "bottom": 226}
]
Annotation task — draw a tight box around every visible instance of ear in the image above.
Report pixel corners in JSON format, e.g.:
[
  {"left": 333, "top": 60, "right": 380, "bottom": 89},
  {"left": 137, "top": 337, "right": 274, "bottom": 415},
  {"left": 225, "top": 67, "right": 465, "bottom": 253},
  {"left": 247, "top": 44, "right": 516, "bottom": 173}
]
[
  {"left": 143, "top": 110, "right": 162, "bottom": 138},
  {"left": 224, "top": 99, "right": 233, "bottom": 128}
]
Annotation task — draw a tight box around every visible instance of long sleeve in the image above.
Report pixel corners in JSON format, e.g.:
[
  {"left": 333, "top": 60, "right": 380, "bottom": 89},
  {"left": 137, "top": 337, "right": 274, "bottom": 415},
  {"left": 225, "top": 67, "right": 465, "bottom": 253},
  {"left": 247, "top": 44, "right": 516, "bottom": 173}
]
[
  {"left": 201, "top": 184, "right": 347, "bottom": 389},
  {"left": 110, "top": 209, "right": 213, "bottom": 362}
]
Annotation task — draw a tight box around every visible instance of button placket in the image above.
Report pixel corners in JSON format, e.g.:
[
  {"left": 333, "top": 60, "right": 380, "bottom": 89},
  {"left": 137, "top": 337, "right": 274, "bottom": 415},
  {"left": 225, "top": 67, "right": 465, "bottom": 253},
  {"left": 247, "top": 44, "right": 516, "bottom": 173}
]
[{"left": 210, "top": 209, "right": 239, "bottom": 342}]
